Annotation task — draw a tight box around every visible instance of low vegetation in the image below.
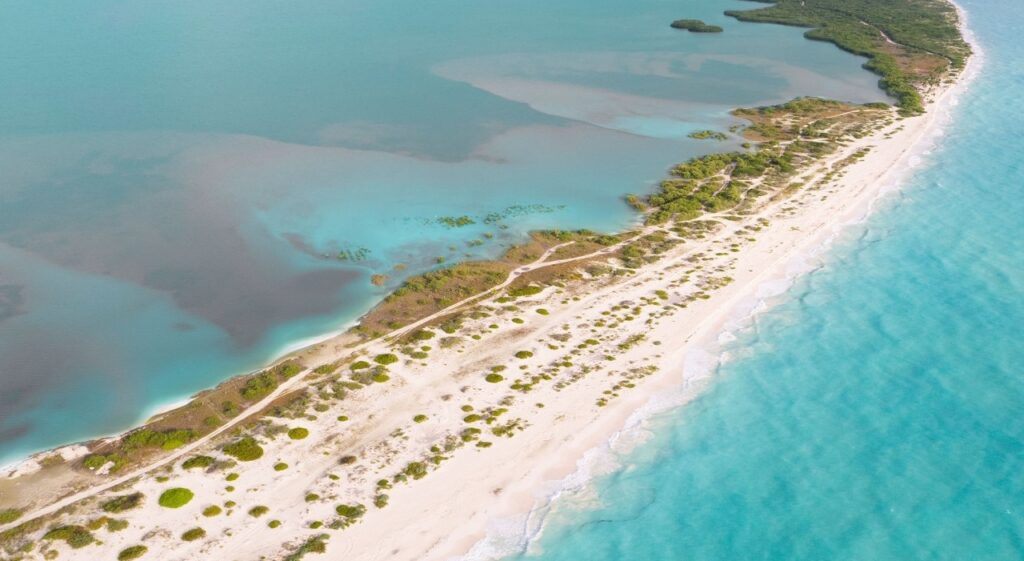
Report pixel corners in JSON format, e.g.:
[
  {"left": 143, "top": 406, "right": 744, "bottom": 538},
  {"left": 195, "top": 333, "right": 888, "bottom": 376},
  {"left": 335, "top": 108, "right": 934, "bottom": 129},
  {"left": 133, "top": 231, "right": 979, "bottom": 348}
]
[
  {"left": 181, "top": 527, "right": 206, "bottom": 541},
  {"left": 725, "top": 0, "right": 969, "bottom": 113},
  {"left": 182, "top": 455, "right": 215, "bottom": 469},
  {"left": 158, "top": 488, "right": 194, "bottom": 508},
  {"left": 43, "top": 525, "right": 94, "bottom": 549},
  {"left": 670, "top": 19, "right": 723, "bottom": 32},
  {"left": 249, "top": 506, "right": 270, "bottom": 518},
  {"left": 118, "top": 545, "right": 148, "bottom": 560},
  {"left": 223, "top": 436, "right": 264, "bottom": 461},
  {"left": 202, "top": 505, "right": 222, "bottom": 517},
  {"left": 283, "top": 534, "right": 329, "bottom": 561},
  {"left": 0, "top": 510, "right": 21, "bottom": 525},
  {"left": 689, "top": 130, "right": 728, "bottom": 140},
  {"left": 100, "top": 493, "right": 144, "bottom": 513}
]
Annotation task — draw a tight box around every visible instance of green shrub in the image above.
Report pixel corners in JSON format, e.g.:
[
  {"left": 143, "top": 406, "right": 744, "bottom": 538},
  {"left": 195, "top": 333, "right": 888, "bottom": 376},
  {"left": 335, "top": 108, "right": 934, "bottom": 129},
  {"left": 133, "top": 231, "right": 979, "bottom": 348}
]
[
  {"left": 413, "top": 414, "right": 428, "bottom": 423},
  {"left": 411, "top": 330, "right": 435, "bottom": 341},
  {"left": 107, "top": 518, "right": 129, "bottom": 532},
  {"left": 182, "top": 455, "right": 214, "bottom": 470},
  {"left": 350, "top": 361, "right": 370, "bottom": 370},
  {"left": 0, "top": 509, "right": 21, "bottom": 524},
  {"left": 463, "top": 414, "right": 482, "bottom": 423},
  {"left": 508, "top": 285, "right": 543, "bottom": 298},
  {"left": 335, "top": 504, "right": 366, "bottom": 519},
  {"left": 269, "top": 520, "right": 282, "bottom": 528},
  {"left": 485, "top": 374, "right": 504, "bottom": 383},
  {"left": 118, "top": 545, "right": 148, "bottom": 560},
  {"left": 249, "top": 506, "right": 269, "bottom": 518},
  {"left": 373, "top": 353, "right": 399, "bottom": 365},
  {"left": 373, "top": 494, "right": 390, "bottom": 508},
  {"left": 225, "top": 472, "right": 240, "bottom": 481},
  {"left": 181, "top": 527, "right": 206, "bottom": 542},
  {"left": 223, "top": 436, "right": 264, "bottom": 461},
  {"left": 240, "top": 371, "right": 278, "bottom": 400},
  {"left": 305, "top": 493, "right": 320, "bottom": 502},
  {"left": 313, "top": 363, "right": 339, "bottom": 375},
  {"left": 283, "top": 534, "right": 329, "bottom": 561},
  {"left": 85, "top": 517, "right": 107, "bottom": 531},
  {"left": 158, "top": 488, "right": 194, "bottom": 509},
  {"left": 202, "top": 505, "right": 222, "bottom": 517},
  {"left": 101, "top": 494, "right": 144, "bottom": 515},
  {"left": 403, "top": 462, "right": 428, "bottom": 480},
  {"left": 43, "top": 526, "right": 94, "bottom": 549},
  {"left": 122, "top": 428, "right": 196, "bottom": 451},
  {"left": 514, "top": 351, "right": 533, "bottom": 359},
  {"left": 372, "top": 373, "right": 390, "bottom": 383},
  {"left": 274, "top": 462, "right": 289, "bottom": 471},
  {"left": 82, "top": 453, "right": 124, "bottom": 471},
  {"left": 288, "top": 427, "right": 310, "bottom": 440}
]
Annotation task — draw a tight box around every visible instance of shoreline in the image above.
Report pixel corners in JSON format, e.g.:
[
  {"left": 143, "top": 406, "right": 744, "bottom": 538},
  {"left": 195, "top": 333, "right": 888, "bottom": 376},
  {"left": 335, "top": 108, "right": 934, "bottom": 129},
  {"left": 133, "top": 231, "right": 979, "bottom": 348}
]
[
  {"left": 0, "top": 4, "right": 977, "bottom": 560},
  {"left": 458, "top": 19, "right": 984, "bottom": 557},
  {"left": 302, "top": 58, "right": 978, "bottom": 561}
]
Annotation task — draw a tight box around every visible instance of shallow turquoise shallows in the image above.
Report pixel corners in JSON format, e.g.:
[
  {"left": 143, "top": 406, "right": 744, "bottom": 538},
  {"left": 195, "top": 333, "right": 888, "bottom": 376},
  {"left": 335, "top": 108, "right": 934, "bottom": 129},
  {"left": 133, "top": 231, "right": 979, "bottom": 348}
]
[
  {"left": 0, "top": 0, "right": 889, "bottom": 463},
  {"left": 501, "top": 1, "right": 1024, "bottom": 559}
]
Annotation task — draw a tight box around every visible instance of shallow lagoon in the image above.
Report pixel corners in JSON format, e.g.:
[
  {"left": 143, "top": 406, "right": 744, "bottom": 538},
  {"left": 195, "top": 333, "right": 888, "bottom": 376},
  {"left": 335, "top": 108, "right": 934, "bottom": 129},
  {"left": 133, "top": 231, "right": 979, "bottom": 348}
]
[{"left": 0, "top": 0, "right": 887, "bottom": 462}]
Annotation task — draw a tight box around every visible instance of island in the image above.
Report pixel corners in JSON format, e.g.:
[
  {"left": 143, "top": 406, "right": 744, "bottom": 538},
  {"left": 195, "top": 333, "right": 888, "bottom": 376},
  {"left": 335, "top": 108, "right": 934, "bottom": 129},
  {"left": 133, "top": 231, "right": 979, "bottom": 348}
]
[{"left": 670, "top": 19, "right": 724, "bottom": 33}]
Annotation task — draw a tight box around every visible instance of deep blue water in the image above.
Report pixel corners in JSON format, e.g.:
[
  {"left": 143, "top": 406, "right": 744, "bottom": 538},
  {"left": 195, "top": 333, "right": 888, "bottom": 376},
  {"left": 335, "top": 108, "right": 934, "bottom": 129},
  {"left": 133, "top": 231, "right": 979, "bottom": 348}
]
[
  {"left": 0, "top": 0, "right": 888, "bottom": 463},
  {"left": 503, "top": 1, "right": 1024, "bottom": 559}
]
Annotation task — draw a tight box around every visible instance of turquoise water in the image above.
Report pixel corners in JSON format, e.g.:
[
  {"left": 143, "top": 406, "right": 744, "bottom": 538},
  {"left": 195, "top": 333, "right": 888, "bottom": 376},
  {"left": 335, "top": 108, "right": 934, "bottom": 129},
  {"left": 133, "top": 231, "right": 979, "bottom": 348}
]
[
  {"left": 502, "top": 1, "right": 1024, "bottom": 559},
  {"left": 0, "top": 0, "right": 889, "bottom": 463}
]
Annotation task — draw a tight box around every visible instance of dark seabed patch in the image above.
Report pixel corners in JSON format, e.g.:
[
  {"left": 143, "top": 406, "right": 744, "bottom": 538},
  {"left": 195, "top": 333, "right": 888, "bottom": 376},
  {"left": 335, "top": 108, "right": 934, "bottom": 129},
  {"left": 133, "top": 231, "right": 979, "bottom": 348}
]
[{"left": 0, "top": 284, "right": 27, "bottom": 323}]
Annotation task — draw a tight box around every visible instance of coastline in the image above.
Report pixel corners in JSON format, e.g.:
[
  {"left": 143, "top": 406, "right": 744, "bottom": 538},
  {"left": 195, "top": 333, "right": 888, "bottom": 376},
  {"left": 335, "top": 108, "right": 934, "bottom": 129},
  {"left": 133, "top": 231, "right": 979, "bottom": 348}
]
[
  {"left": 458, "top": 13, "right": 984, "bottom": 557},
  {"left": 0, "top": 3, "right": 978, "bottom": 560}
]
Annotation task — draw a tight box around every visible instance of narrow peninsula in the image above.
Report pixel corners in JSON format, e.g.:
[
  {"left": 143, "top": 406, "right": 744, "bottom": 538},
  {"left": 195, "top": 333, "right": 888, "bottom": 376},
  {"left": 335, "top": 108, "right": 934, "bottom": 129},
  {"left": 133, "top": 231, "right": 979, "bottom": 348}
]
[{"left": 0, "top": 1, "right": 971, "bottom": 560}]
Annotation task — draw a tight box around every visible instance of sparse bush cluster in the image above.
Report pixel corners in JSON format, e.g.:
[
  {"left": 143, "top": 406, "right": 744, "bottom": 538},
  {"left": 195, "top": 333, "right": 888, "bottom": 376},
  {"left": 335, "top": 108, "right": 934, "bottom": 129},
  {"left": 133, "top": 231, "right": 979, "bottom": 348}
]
[{"left": 43, "top": 525, "right": 94, "bottom": 549}]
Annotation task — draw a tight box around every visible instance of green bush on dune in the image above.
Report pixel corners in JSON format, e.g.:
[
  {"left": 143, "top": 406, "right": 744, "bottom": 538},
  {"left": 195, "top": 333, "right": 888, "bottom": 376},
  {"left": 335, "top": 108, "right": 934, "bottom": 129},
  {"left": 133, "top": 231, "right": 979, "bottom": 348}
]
[
  {"left": 223, "top": 436, "right": 264, "bottom": 461},
  {"left": 158, "top": 488, "right": 194, "bottom": 509},
  {"left": 118, "top": 545, "right": 148, "bottom": 560}
]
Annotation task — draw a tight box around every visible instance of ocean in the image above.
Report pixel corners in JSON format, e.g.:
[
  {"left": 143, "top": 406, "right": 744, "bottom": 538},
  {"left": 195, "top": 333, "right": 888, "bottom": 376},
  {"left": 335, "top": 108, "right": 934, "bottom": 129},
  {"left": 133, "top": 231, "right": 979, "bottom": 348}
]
[
  {"left": 0, "top": 0, "right": 889, "bottom": 464},
  {"left": 493, "top": 0, "right": 1024, "bottom": 559}
]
